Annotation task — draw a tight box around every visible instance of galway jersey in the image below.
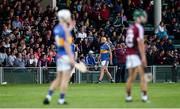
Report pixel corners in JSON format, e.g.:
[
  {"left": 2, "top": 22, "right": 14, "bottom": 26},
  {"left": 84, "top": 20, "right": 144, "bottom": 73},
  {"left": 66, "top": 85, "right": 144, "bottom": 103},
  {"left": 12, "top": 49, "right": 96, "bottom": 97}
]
[
  {"left": 100, "top": 42, "right": 110, "bottom": 61},
  {"left": 53, "top": 24, "right": 73, "bottom": 56},
  {"left": 125, "top": 23, "right": 144, "bottom": 55}
]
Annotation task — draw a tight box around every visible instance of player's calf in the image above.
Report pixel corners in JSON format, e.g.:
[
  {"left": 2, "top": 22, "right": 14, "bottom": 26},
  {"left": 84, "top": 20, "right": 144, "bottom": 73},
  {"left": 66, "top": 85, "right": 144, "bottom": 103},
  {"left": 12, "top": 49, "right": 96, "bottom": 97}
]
[
  {"left": 57, "top": 93, "right": 68, "bottom": 105},
  {"left": 140, "top": 75, "right": 148, "bottom": 102},
  {"left": 43, "top": 90, "right": 53, "bottom": 105}
]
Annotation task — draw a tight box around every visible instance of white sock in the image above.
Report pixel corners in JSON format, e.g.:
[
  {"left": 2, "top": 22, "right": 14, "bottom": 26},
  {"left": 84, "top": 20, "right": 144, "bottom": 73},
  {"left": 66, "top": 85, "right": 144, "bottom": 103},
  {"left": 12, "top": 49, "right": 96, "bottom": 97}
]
[
  {"left": 126, "top": 96, "right": 132, "bottom": 101},
  {"left": 46, "top": 95, "right": 52, "bottom": 101},
  {"left": 58, "top": 99, "right": 65, "bottom": 104},
  {"left": 141, "top": 93, "right": 148, "bottom": 100},
  {"left": 142, "top": 95, "right": 148, "bottom": 101}
]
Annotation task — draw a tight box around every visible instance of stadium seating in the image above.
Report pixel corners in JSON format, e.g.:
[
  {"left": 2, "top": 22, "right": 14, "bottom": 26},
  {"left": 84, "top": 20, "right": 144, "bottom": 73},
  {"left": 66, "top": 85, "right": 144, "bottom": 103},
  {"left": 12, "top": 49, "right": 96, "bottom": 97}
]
[{"left": 0, "top": 0, "right": 179, "bottom": 67}]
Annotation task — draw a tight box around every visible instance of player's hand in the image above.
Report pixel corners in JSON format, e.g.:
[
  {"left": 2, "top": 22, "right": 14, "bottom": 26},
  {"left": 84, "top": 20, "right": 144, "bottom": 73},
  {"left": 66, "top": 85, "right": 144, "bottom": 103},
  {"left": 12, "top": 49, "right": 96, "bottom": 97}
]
[
  {"left": 142, "top": 56, "right": 147, "bottom": 67},
  {"left": 70, "top": 58, "right": 75, "bottom": 66}
]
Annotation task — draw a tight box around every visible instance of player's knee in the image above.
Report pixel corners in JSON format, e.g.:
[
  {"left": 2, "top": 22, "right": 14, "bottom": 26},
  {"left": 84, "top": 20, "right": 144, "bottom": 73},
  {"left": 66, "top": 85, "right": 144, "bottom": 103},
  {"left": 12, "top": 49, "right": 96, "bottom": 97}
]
[
  {"left": 127, "top": 77, "right": 133, "bottom": 83},
  {"left": 101, "top": 66, "right": 106, "bottom": 70},
  {"left": 60, "top": 82, "right": 68, "bottom": 89},
  {"left": 101, "top": 68, "right": 105, "bottom": 73},
  {"left": 55, "top": 76, "right": 61, "bottom": 82},
  {"left": 105, "top": 67, "right": 109, "bottom": 71},
  {"left": 140, "top": 77, "right": 146, "bottom": 83}
]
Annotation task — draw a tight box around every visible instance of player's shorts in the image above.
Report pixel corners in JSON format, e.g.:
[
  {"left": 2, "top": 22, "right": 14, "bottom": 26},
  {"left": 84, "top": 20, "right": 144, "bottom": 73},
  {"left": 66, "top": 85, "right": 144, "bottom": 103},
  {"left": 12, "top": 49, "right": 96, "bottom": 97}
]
[
  {"left": 101, "top": 60, "right": 109, "bottom": 67},
  {"left": 57, "top": 55, "right": 72, "bottom": 72},
  {"left": 126, "top": 54, "right": 142, "bottom": 69}
]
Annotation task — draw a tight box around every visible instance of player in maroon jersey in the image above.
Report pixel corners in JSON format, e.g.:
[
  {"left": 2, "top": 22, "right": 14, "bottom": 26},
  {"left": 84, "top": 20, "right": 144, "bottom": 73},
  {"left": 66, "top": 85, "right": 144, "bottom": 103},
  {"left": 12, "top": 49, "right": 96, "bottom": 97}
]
[{"left": 125, "top": 9, "right": 148, "bottom": 102}]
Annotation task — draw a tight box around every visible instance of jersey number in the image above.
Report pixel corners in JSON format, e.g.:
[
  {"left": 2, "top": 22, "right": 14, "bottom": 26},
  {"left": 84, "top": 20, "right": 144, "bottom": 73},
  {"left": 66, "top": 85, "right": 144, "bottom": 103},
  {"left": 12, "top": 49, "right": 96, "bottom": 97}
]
[{"left": 126, "top": 29, "right": 134, "bottom": 48}]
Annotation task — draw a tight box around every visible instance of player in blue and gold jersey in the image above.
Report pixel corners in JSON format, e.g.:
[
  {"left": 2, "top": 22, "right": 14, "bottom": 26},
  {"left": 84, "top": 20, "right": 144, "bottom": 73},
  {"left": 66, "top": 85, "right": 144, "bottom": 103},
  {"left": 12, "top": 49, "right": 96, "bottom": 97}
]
[
  {"left": 97, "top": 37, "right": 115, "bottom": 83},
  {"left": 43, "top": 9, "right": 75, "bottom": 105}
]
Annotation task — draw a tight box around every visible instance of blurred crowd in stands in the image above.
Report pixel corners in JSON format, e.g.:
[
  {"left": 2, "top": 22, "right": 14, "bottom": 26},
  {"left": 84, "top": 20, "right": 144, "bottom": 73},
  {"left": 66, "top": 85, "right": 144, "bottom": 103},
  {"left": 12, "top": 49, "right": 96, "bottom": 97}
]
[{"left": 0, "top": 0, "right": 180, "bottom": 68}]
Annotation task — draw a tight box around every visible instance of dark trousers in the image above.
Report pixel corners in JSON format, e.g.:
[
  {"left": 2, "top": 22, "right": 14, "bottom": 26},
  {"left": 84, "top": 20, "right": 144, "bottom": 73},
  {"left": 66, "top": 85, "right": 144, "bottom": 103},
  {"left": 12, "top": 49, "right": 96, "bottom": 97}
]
[
  {"left": 70, "top": 73, "right": 75, "bottom": 83},
  {"left": 172, "top": 67, "right": 177, "bottom": 82},
  {"left": 115, "top": 64, "right": 126, "bottom": 83},
  {"left": 43, "top": 69, "right": 49, "bottom": 83}
]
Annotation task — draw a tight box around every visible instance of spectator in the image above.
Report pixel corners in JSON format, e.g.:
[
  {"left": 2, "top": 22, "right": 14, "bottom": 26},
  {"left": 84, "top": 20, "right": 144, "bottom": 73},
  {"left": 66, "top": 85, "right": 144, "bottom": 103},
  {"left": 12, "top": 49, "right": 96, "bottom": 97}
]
[
  {"left": 38, "top": 54, "right": 48, "bottom": 83},
  {"left": 166, "top": 40, "right": 175, "bottom": 51},
  {"left": 12, "top": 16, "right": 22, "bottom": 29},
  {"left": 155, "top": 21, "right": 168, "bottom": 39},
  {"left": 113, "top": 13, "right": 123, "bottom": 28},
  {"left": 1, "top": 25, "right": 12, "bottom": 37},
  {"left": 14, "top": 53, "right": 26, "bottom": 68},
  {"left": 114, "top": 0, "right": 123, "bottom": 14},
  {"left": 155, "top": 50, "right": 165, "bottom": 65},
  {"left": 0, "top": 47, "right": 7, "bottom": 66},
  {"left": 115, "top": 43, "right": 126, "bottom": 83},
  {"left": 0, "top": 0, "right": 179, "bottom": 68},
  {"left": 37, "top": 54, "right": 48, "bottom": 68},
  {"left": 85, "top": 50, "right": 96, "bottom": 66},
  {"left": 77, "top": 26, "right": 87, "bottom": 39},
  {"left": 164, "top": 51, "right": 175, "bottom": 65},
  {"left": 146, "top": 48, "right": 155, "bottom": 66},
  {"left": 5, "top": 49, "right": 16, "bottom": 67},
  {"left": 100, "top": 4, "right": 110, "bottom": 21},
  {"left": 4, "top": 37, "right": 10, "bottom": 48},
  {"left": 27, "top": 54, "right": 37, "bottom": 67},
  {"left": 120, "top": 10, "right": 127, "bottom": 25}
]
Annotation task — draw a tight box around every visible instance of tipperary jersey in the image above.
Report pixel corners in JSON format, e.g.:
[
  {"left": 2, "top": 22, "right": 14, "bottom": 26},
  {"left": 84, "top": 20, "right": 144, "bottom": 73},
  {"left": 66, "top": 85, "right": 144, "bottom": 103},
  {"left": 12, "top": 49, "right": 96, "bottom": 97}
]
[
  {"left": 125, "top": 23, "right": 144, "bottom": 55},
  {"left": 100, "top": 42, "right": 110, "bottom": 61},
  {"left": 71, "top": 43, "right": 76, "bottom": 56},
  {"left": 53, "top": 24, "right": 73, "bottom": 56}
]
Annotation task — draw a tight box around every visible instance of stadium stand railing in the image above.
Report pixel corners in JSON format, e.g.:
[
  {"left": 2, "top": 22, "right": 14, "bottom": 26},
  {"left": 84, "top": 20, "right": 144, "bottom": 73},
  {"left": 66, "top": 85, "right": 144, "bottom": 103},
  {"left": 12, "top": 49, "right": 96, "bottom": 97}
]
[{"left": 0, "top": 66, "right": 179, "bottom": 84}]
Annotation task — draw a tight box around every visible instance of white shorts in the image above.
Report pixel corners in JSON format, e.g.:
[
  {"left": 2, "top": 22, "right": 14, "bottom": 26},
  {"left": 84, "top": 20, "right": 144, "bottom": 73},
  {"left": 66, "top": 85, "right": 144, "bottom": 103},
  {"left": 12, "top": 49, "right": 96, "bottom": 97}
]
[
  {"left": 101, "top": 60, "right": 109, "bottom": 67},
  {"left": 126, "top": 54, "right": 142, "bottom": 69},
  {"left": 57, "top": 55, "right": 72, "bottom": 72}
]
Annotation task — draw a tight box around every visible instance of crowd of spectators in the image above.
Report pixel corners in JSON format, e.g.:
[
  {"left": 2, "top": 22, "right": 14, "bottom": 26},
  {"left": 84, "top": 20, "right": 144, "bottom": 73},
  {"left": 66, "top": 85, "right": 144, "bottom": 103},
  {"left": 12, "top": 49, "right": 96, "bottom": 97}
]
[{"left": 0, "top": 0, "right": 180, "bottom": 68}]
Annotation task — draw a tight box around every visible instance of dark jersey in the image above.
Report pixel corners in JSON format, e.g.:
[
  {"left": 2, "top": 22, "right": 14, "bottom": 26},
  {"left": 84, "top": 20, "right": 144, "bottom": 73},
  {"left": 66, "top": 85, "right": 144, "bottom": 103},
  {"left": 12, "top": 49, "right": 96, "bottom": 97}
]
[{"left": 125, "top": 23, "right": 144, "bottom": 55}]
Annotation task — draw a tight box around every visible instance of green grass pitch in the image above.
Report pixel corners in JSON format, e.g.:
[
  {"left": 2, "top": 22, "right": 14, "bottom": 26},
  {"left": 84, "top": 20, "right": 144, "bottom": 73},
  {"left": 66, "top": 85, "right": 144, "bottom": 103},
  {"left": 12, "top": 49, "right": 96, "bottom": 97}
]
[{"left": 0, "top": 83, "right": 180, "bottom": 108}]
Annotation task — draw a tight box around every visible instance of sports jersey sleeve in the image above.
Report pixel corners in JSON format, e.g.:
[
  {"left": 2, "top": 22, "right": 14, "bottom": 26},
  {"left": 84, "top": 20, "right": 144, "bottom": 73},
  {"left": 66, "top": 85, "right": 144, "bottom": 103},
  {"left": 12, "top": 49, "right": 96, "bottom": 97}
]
[
  {"left": 107, "top": 44, "right": 111, "bottom": 51},
  {"left": 53, "top": 26, "right": 67, "bottom": 46}
]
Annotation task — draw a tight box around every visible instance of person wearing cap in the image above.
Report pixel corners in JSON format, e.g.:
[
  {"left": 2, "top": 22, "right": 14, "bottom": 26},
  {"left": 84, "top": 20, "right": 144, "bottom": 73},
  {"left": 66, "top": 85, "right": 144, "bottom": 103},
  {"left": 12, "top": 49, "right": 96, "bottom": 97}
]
[
  {"left": 97, "top": 37, "right": 115, "bottom": 83},
  {"left": 85, "top": 50, "right": 96, "bottom": 66},
  {"left": 125, "top": 9, "right": 148, "bottom": 102},
  {"left": 43, "top": 9, "right": 75, "bottom": 105}
]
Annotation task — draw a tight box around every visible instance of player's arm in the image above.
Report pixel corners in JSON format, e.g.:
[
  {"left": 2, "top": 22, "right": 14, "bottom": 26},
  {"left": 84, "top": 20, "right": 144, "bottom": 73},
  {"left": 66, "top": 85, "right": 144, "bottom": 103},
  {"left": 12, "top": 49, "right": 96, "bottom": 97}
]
[
  {"left": 138, "top": 40, "right": 146, "bottom": 61},
  {"left": 137, "top": 28, "right": 147, "bottom": 67},
  {"left": 64, "top": 34, "right": 75, "bottom": 65}
]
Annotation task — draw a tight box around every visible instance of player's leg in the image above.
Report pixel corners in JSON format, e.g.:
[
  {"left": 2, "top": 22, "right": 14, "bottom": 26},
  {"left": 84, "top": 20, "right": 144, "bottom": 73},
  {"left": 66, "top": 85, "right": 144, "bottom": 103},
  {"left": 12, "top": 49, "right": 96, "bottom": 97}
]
[
  {"left": 104, "top": 67, "right": 115, "bottom": 83},
  {"left": 58, "top": 70, "right": 71, "bottom": 104},
  {"left": 97, "top": 66, "right": 105, "bottom": 83},
  {"left": 137, "top": 65, "right": 148, "bottom": 102},
  {"left": 43, "top": 72, "right": 62, "bottom": 104},
  {"left": 49, "top": 72, "right": 62, "bottom": 90},
  {"left": 126, "top": 68, "right": 137, "bottom": 102}
]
